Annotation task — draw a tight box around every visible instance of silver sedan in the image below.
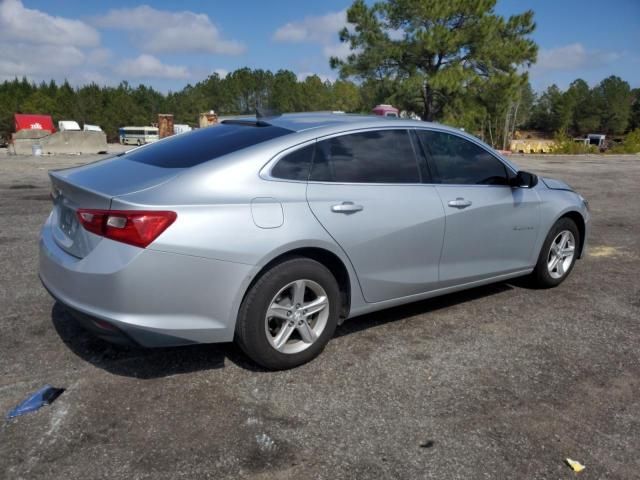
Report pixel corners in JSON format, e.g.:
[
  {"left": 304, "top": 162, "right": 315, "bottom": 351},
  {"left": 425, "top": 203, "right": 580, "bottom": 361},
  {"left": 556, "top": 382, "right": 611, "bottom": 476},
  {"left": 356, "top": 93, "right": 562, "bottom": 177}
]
[{"left": 39, "top": 113, "right": 590, "bottom": 369}]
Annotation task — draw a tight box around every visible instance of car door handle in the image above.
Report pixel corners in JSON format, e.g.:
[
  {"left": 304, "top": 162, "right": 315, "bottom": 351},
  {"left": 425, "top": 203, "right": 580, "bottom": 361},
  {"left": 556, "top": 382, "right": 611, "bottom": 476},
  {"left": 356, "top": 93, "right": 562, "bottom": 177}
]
[
  {"left": 331, "top": 201, "right": 364, "bottom": 213},
  {"left": 447, "top": 197, "right": 472, "bottom": 209}
]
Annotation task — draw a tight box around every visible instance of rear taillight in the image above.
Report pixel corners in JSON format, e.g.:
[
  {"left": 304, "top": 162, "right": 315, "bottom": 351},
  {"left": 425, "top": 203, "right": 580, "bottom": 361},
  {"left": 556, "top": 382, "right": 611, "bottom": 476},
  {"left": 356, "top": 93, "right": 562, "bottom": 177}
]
[{"left": 76, "top": 209, "right": 177, "bottom": 248}]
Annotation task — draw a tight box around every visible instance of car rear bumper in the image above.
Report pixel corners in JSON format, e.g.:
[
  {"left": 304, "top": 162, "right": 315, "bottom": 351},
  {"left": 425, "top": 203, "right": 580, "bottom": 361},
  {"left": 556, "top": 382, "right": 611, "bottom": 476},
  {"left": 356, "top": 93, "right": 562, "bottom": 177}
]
[{"left": 39, "top": 213, "right": 254, "bottom": 347}]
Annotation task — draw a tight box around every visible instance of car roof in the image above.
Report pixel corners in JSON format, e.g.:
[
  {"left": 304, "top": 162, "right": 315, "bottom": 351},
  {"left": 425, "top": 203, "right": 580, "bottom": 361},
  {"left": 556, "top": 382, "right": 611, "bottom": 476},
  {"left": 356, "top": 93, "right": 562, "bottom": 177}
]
[{"left": 224, "top": 112, "right": 460, "bottom": 135}]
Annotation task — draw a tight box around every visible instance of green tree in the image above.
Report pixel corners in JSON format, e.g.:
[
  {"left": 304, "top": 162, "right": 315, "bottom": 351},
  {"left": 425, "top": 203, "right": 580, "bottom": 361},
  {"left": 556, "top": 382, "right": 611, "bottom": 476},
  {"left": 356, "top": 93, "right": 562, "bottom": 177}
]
[
  {"left": 21, "top": 90, "right": 57, "bottom": 116},
  {"left": 595, "top": 75, "right": 632, "bottom": 134},
  {"left": 299, "top": 75, "right": 331, "bottom": 111},
  {"left": 529, "top": 84, "right": 574, "bottom": 133},
  {"left": 630, "top": 88, "right": 640, "bottom": 131},
  {"left": 566, "top": 79, "right": 601, "bottom": 135},
  {"left": 271, "top": 70, "right": 301, "bottom": 112},
  {"left": 331, "top": 80, "right": 362, "bottom": 112},
  {"left": 331, "top": 0, "right": 537, "bottom": 121}
]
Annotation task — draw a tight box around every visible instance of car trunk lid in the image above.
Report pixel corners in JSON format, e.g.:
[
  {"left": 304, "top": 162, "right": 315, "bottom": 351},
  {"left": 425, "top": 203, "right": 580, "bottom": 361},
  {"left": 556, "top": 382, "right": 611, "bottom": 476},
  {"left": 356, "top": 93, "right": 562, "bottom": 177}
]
[{"left": 49, "top": 156, "right": 183, "bottom": 258}]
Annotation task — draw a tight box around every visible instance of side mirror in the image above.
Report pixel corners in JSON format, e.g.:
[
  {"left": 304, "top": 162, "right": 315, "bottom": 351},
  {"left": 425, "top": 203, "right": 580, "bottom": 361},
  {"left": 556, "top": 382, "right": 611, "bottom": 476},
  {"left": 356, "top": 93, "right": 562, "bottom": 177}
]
[{"left": 511, "top": 171, "right": 538, "bottom": 188}]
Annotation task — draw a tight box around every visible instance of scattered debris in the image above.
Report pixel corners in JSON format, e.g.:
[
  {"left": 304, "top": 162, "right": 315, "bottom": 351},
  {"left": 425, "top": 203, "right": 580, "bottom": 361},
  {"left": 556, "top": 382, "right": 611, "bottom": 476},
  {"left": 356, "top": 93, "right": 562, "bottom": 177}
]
[
  {"left": 255, "top": 433, "right": 276, "bottom": 452},
  {"left": 566, "top": 458, "right": 585, "bottom": 473},
  {"left": 419, "top": 440, "right": 435, "bottom": 449},
  {"left": 6, "top": 385, "right": 65, "bottom": 419}
]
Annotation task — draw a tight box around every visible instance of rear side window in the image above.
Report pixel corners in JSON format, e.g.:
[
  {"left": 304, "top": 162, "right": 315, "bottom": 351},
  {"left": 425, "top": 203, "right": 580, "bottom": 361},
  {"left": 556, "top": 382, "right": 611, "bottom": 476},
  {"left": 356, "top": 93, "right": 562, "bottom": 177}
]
[
  {"left": 123, "top": 123, "right": 292, "bottom": 168},
  {"left": 416, "top": 130, "right": 508, "bottom": 185},
  {"left": 271, "top": 144, "right": 314, "bottom": 181},
  {"left": 310, "top": 130, "right": 420, "bottom": 183}
]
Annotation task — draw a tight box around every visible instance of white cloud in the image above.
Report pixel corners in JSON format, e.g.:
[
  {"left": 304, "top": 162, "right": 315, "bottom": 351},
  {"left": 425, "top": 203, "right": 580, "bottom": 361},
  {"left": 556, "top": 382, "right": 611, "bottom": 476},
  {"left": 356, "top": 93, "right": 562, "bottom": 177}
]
[
  {"left": 0, "top": 0, "right": 99, "bottom": 47},
  {"left": 87, "top": 48, "right": 112, "bottom": 66},
  {"left": 0, "top": 44, "right": 85, "bottom": 80},
  {"left": 213, "top": 68, "right": 229, "bottom": 79},
  {"left": 323, "top": 42, "right": 352, "bottom": 60},
  {"left": 116, "top": 54, "right": 190, "bottom": 80},
  {"left": 531, "top": 43, "right": 621, "bottom": 74},
  {"left": 74, "top": 71, "right": 113, "bottom": 86},
  {"left": 273, "top": 10, "right": 346, "bottom": 44},
  {"left": 296, "top": 72, "right": 335, "bottom": 83},
  {"left": 94, "top": 5, "right": 244, "bottom": 55},
  {"left": 387, "top": 28, "right": 404, "bottom": 41},
  {"left": 273, "top": 10, "right": 353, "bottom": 60},
  {"left": 0, "top": 0, "right": 103, "bottom": 81}
]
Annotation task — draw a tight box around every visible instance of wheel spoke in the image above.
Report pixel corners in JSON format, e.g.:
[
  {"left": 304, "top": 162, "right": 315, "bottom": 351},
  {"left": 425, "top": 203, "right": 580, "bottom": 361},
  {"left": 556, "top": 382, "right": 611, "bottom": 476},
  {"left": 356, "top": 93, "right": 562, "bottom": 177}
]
[
  {"left": 556, "top": 259, "right": 566, "bottom": 276},
  {"left": 273, "top": 322, "right": 295, "bottom": 350},
  {"left": 267, "top": 303, "right": 291, "bottom": 320},
  {"left": 548, "top": 256, "right": 560, "bottom": 271},
  {"left": 561, "top": 245, "right": 575, "bottom": 257},
  {"left": 302, "top": 296, "right": 328, "bottom": 317},
  {"left": 291, "top": 280, "right": 306, "bottom": 306},
  {"left": 297, "top": 320, "right": 318, "bottom": 344}
]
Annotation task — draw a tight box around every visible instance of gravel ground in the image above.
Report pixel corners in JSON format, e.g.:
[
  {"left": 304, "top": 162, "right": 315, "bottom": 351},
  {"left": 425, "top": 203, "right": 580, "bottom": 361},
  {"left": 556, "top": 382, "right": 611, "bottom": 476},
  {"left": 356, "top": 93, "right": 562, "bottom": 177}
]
[{"left": 1, "top": 148, "right": 639, "bottom": 479}]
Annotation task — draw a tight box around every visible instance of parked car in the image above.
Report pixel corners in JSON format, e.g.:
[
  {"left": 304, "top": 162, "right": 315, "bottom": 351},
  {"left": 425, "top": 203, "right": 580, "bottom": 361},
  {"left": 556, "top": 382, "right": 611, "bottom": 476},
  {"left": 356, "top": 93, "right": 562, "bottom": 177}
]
[{"left": 39, "top": 113, "right": 590, "bottom": 369}]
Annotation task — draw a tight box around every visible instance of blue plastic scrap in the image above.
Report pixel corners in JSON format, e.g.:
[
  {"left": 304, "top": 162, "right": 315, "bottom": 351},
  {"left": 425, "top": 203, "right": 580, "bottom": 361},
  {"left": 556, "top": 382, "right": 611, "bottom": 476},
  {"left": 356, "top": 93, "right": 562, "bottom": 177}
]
[{"left": 6, "top": 385, "right": 65, "bottom": 419}]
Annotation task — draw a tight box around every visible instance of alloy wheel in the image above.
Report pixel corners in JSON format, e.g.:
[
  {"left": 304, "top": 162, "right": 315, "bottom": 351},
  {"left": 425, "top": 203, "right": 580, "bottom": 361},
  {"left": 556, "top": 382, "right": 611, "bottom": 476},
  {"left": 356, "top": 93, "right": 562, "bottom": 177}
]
[
  {"left": 264, "top": 279, "right": 329, "bottom": 354},
  {"left": 547, "top": 230, "right": 576, "bottom": 279}
]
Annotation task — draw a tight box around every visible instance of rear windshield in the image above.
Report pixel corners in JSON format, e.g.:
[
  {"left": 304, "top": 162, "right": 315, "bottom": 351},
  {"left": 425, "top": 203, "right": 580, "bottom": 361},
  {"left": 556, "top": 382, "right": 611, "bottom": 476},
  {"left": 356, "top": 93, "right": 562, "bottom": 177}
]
[{"left": 122, "top": 123, "right": 292, "bottom": 168}]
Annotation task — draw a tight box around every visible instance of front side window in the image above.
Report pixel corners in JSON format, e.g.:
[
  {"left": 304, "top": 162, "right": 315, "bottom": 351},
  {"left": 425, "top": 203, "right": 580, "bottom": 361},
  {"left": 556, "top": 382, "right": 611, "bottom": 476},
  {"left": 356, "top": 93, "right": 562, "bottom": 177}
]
[
  {"left": 416, "top": 130, "right": 509, "bottom": 185},
  {"left": 310, "top": 129, "right": 420, "bottom": 183},
  {"left": 271, "top": 144, "right": 314, "bottom": 181}
]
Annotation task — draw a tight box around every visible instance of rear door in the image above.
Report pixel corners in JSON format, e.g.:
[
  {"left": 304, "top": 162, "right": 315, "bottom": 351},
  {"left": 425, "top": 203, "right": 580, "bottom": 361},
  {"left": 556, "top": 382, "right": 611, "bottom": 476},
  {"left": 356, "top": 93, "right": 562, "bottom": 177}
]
[
  {"left": 415, "top": 129, "right": 540, "bottom": 287},
  {"left": 306, "top": 129, "right": 445, "bottom": 303}
]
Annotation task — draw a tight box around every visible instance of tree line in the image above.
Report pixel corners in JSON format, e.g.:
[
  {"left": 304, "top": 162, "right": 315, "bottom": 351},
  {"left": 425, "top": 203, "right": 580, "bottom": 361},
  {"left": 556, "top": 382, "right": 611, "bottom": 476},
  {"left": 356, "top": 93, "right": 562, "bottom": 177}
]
[
  {"left": 0, "top": 71, "right": 362, "bottom": 142},
  {"left": 1, "top": 70, "right": 637, "bottom": 145},
  {"left": 528, "top": 77, "right": 639, "bottom": 136}
]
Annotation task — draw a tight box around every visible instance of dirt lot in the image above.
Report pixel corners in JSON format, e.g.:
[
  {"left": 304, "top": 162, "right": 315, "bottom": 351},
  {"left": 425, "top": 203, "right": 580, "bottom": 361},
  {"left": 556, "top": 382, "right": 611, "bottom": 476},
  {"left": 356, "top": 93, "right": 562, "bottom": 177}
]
[{"left": 1, "top": 149, "right": 639, "bottom": 479}]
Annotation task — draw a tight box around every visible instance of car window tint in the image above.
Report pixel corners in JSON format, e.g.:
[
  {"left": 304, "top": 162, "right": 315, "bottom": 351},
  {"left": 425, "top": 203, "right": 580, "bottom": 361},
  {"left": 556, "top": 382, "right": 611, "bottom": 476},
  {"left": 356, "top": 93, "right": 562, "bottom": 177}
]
[
  {"left": 310, "top": 130, "right": 420, "bottom": 183},
  {"left": 271, "top": 144, "right": 314, "bottom": 181},
  {"left": 417, "top": 130, "right": 508, "bottom": 185},
  {"left": 123, "top": 123, "right": 292, "bottom": 168}
]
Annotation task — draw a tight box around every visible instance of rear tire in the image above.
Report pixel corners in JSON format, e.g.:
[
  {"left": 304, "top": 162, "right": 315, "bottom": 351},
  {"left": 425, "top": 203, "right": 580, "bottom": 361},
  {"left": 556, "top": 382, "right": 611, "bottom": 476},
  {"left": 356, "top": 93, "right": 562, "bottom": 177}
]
[
  {"left": 530, "top": 217, "right": 580, "bottom": 288},
  {"left": 235, "top": 257, "right": 340, "bottom": 370}
]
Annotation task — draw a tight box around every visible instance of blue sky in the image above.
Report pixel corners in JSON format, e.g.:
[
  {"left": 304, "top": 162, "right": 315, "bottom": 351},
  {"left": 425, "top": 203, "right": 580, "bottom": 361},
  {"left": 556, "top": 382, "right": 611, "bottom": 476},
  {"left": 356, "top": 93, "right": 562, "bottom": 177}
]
[{"left": 1, "top": 0, "right": 638, "bottom": 93}]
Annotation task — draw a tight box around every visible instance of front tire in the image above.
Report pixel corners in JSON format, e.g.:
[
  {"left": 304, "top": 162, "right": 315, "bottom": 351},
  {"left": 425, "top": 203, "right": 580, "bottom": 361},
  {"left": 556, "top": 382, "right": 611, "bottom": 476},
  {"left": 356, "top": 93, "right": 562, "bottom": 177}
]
[
  {"left": 530, "top": 217, "right": 580, "bottom": 288},
  {"left": 235, "top": 257, "right": 340, "bottom": 370}
]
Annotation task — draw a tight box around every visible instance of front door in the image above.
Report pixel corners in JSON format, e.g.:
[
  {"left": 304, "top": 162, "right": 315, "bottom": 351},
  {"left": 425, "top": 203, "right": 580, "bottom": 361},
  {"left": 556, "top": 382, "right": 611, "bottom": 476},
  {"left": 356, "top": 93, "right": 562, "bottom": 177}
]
[{"left": 416, "top": 129, "right": 540, "bottom": 287}]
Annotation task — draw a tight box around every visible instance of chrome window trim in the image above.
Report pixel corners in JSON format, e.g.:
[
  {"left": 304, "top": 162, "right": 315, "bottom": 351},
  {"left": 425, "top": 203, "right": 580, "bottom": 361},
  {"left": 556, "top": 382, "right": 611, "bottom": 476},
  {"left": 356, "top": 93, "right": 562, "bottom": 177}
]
[{"left": 260, "top": 125, "right": 519, "bottom": 188}]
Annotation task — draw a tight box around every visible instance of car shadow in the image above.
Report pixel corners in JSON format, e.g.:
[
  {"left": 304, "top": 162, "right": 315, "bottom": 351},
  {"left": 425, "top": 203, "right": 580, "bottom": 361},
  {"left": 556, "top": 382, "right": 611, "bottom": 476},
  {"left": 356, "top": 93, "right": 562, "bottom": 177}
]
[
  {"left": 335, "top": 282, "right": 513, "bottom": 337},
  {"left": 51, "top": 302, "right": 264, "bottom": 377},
  {"left": 52, "top": 282, "right": 514, "bottom": 377}
]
